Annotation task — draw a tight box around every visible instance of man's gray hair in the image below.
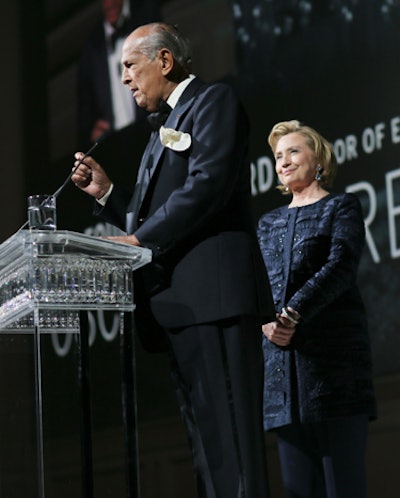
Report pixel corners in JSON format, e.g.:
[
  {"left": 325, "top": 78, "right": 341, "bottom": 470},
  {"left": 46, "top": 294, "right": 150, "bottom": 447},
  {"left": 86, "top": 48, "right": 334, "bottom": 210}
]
[{"left": 140, "top": 22, "right": 192, "bottom": 72}]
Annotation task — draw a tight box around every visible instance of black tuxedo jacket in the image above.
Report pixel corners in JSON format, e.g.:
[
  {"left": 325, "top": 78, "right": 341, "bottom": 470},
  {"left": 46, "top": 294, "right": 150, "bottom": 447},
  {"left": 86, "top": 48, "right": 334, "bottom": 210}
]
[{"left": 97, "top": 78, "right": 274, "bottom": 349}]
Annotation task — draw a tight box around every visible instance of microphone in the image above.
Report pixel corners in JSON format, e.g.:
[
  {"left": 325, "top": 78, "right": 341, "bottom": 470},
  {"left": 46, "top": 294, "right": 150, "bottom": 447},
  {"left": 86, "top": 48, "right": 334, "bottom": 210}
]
[
  {"left": 52, "top": 132, "right": 108, "bottom": 198},
  {"left": 17, "top": 133, "right": 108, "bottom": 231}
]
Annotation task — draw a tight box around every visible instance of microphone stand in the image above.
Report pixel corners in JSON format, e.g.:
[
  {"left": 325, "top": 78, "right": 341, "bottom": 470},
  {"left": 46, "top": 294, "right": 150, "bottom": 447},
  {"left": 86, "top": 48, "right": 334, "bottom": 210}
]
[
  {"left": 18, "top": 136, "right": 106, "bottom": 232},
  {"left": 52, "top": 139, "right": 101, "bottom": 199}
]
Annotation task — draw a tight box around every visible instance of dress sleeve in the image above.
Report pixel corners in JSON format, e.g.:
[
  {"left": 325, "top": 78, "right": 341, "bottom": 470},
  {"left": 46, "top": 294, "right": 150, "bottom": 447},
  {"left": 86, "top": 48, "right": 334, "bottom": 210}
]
[{"left": 287, "top": 193, "right": 365, "bottom": 320}]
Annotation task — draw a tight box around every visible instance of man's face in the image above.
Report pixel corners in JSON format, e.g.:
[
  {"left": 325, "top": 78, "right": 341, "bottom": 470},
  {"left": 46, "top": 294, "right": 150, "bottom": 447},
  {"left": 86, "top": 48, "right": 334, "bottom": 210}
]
[
  {"left": 121, "top": 31, "right": 167, "bottom": 112},
  {"left": 101, "top": 0, "right": 123, "bottom": 26}
]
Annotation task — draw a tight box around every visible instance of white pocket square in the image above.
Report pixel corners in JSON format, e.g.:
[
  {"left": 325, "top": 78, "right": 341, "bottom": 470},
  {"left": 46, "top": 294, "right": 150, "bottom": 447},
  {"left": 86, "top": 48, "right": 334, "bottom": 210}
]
[{"left": 159, "top": 126, "right": 191, "bottom": 151}]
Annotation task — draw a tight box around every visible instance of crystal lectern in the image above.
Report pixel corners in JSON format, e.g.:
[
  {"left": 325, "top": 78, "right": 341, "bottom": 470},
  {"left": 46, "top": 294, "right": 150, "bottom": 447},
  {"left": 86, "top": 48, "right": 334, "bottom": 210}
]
[{"left": 0, "top": 229, "right": 152, "bottom": 498}]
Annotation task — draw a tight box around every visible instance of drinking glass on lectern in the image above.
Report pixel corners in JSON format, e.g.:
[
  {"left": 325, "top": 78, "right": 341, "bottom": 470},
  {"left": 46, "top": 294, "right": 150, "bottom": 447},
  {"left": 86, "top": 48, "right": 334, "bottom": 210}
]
[{"left": 27, "top": 194, "right": 57, "bottom": 230}]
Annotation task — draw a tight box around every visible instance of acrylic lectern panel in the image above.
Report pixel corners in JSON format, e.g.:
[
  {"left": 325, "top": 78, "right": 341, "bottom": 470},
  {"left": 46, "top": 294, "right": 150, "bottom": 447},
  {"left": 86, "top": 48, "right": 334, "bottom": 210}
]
[
  {"left": 0, "top": 229, "right": 152, "bottom": 498},
  {"left": 0, "top": 229, "right": 152, "bottom": 331}
]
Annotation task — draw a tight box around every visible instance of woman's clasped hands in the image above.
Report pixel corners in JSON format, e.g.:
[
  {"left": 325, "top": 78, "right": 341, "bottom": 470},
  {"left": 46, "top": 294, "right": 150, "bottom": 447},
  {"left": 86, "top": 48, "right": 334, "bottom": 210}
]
[{"left": 262, "top": 309, "right": 298, "bottom": 347}]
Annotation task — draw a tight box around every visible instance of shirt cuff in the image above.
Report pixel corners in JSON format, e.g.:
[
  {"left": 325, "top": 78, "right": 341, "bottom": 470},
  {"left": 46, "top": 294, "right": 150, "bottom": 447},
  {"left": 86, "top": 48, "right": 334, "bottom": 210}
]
[{"left": 96, "top": 184, "right": 114, "bottom": 206}]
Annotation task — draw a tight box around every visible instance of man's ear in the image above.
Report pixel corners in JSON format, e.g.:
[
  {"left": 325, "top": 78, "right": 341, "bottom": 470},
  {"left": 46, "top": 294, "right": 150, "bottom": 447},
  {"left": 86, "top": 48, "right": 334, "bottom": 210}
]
[{"left": 159, "top": 48, "right": 174, "bottom": 75}]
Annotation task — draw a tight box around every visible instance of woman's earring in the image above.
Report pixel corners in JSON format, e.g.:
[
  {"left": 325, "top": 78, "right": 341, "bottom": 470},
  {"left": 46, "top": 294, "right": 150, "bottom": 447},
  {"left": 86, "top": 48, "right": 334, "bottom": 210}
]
[{"left": 315, "top": 165, "right": 322, "bottom": 181}]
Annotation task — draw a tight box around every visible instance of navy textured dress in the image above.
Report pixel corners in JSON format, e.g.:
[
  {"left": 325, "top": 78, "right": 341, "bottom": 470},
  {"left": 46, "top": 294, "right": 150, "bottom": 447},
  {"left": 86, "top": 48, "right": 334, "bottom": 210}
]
[{"left": 257, "top": 192, "right": 377, "bottom": 431}]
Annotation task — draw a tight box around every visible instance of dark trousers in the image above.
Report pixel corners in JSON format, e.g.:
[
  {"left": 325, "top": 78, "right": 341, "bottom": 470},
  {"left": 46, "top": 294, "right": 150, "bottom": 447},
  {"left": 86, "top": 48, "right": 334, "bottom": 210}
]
[
  {"left": 275, "top": 415, "right": 369, "bottom": 498},
  {"left": 166, "top": 316, "right": 270, "bottom": 498}
]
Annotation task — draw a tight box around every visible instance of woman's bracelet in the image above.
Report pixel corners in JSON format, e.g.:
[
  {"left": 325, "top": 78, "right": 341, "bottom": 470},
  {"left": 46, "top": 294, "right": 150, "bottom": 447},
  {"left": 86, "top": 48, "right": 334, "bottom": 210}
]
[{"left": 281, "top": 307, "right": 300, "bottom": 325}]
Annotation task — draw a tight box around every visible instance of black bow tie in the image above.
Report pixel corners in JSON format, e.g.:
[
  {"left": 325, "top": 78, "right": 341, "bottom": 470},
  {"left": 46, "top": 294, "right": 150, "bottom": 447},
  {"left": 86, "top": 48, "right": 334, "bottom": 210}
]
[{"left": 147, "top": 100, "right": 173, "bottom": 131}]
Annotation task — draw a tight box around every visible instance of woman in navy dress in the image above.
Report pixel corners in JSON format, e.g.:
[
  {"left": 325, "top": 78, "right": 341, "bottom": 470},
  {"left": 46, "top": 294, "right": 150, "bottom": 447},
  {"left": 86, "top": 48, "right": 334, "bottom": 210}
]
[{"left": 257, "top": 120, "right": 377, "bottom": 498}]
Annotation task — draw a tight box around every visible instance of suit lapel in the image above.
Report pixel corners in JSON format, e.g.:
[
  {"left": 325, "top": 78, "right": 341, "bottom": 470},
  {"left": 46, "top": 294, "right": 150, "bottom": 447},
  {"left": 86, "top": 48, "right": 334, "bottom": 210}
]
[
  {"left": 126, "top": 131, "right": 158, "bottom": 233},
  {"left": 140, "top": 82, "right": 202, "bottom": 201},
  {"left": 129, "top": 77, "right": 205, "bottom": 229}
]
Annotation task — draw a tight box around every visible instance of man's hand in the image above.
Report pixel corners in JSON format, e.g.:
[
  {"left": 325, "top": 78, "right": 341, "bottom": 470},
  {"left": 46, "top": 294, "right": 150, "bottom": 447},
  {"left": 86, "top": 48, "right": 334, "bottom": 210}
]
[
  {"left": 72, "top": 153, "right": 112, "bottom": 200},
  {"left": 106, "top": 234, "right": 141, "bottom": 246},
  {"left": 262, "top": 316, "right": 296, "bottom": 347}
]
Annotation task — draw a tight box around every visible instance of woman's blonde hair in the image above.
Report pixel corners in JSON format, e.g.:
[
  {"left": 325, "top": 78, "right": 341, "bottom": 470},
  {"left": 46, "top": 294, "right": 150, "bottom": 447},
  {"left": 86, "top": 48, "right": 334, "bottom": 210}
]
[{"left": 268, "top": 120, "right": 338, "bottom": 194}]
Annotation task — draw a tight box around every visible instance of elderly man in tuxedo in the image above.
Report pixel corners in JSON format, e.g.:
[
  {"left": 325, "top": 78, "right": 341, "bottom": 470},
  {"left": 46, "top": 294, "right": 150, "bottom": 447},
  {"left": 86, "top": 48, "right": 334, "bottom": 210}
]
[{"left": 72, "top": 22, "right": 273, "bottom": 498}]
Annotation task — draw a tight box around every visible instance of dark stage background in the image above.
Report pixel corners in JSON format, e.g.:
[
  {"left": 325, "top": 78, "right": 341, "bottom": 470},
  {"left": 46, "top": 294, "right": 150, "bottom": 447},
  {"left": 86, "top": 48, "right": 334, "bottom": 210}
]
[{"left": 1, "top": 1, "right": 400, "bottom": 497}]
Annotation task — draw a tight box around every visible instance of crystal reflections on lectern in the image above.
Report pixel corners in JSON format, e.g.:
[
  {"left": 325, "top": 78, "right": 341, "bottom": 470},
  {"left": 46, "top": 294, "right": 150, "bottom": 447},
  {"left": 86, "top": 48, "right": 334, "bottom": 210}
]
[{"left": 27, "top": 194, "right": 57, "bottom": 231}]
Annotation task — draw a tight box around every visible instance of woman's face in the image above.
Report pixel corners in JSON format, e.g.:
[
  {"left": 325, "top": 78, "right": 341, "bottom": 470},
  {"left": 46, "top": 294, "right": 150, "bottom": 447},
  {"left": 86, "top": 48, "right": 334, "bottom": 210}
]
[{"left": 274, "top": 132, "right": 319, "bottom": 190}]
